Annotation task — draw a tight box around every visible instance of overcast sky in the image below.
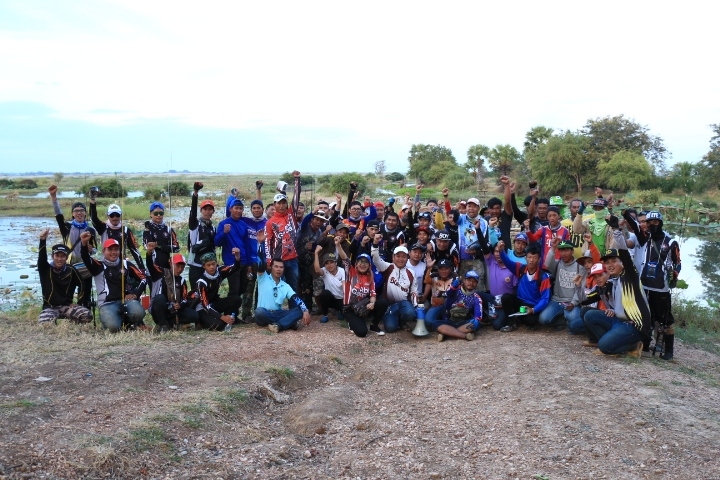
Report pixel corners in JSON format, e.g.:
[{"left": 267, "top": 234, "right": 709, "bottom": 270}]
[{"left": 1, "top": 1, "right": 718, "bottom": 175}]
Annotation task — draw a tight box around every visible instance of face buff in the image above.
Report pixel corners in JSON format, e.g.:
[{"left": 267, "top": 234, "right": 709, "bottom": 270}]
[{"left": 592, "top": 208, "right": 609, "bottom": 236}]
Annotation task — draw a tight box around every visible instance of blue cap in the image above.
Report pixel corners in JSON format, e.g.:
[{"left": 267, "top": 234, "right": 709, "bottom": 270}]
[
  {"left": 356, "top": 253, "right": 372, "bottom": 263},
  {"left": 231, "top": 199, "right": 244, "bottom": 207},
  {"left": 464, "top": 270, "right": 479, "bottom": 280},
  {"left": 514, "top": 232, "right": 529, "bottom": 243},
  {"left": 149, "top": 201, "right": 165, "bottom": 212},
  {"left": 251, "top": 199, "right": 264, "bottom": 208}
]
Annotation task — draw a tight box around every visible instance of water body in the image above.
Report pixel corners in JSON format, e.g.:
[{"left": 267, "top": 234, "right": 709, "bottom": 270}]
[{"left": 0, "top": 216, "right": 717, "bottom": 309}]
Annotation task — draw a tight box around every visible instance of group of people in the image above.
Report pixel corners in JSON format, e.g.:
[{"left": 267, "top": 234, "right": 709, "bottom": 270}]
[{"left": 37, "top": 173, "right": 681, "bottom": 360}]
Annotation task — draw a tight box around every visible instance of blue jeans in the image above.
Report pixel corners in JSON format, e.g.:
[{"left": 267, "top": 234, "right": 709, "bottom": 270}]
[
  {"left": 539, "top": 301, "right": 581, "bottom": 330},
  {"left": 254, "top": 307, "right": 303, "bottom": 331},
  {"left": 382, "top": 300, "right": 416, "bottom": 333},
  {"left": 424, "top": 305, "right": 446, "bottom": 331},
  {"left": 478, "top": 292, "right": 507, "bottom": 330},
  {"left": 282, "top": 258, "right": 300, "bottom": 294},
  {"left": 583, "top": 309, "right": 643, "bottom": 354},
  {"left": 99, "top": 300, "right": 146, "bottom": 333}
]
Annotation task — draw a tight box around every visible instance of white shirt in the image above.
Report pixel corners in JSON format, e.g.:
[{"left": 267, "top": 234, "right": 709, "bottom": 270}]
[{"left": 321, "top": 266, "right": 345, "bottom": 299}]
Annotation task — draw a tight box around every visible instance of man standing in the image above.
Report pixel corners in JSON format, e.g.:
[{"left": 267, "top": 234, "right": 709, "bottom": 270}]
[
  {"left": 455, "top": 196, "right": 489, "bottom": 291},
  {"left": 371, "top": 239, "right": 418, "bottom": 333},
  {"left": 88, "top": 191, "right": 144, "bottom": 272},
  {"left": 187, "top": 181, "right": 217, "bottom": 290},
  {"left": 36, "top": 229, "right": 92, "bottom": 325},
  {"left": 215, "top": 199, "right": 256, "bottom": 301},
  {"left": 265, "top": 171, "right": 302, "bottom": 292}
]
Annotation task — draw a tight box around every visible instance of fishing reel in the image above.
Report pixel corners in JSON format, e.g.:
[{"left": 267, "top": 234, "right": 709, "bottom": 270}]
[{"left": 89, "top": 186, "right": 100, "bottom": 199}]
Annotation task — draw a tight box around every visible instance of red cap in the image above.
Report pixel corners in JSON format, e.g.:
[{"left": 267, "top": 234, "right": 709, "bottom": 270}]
[
  {"left": 199, "top": 199, "right": 215, "bottom": 210},
  {"left": 172, "top": 253, "right": 186, "bottom": 265},
  {"left": 374, "top": 201, "right": 384, "bottom": 209},
  {"left": 590, "top": 263, "right": 606, "bottom": 275},
  {"left": 102, "top": 238, "right": 120, "bottom": 249}
]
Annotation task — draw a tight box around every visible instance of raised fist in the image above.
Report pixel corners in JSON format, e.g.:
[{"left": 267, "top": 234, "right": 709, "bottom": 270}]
[
  {"left": 194, "top": 182, "right": 203, "bottom": 191},
  {"left": 255, "top": 180, "right": 263, "bottom": 189}
]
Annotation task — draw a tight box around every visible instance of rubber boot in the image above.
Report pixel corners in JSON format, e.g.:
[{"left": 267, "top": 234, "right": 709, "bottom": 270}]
[{"left": 661, "top": 334, "right": 674, "bottom": 361}]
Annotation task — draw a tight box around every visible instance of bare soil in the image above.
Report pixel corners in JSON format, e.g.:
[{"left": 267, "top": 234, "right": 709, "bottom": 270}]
[{"left": 0, "top": 315, "right": 719, "bottom": 480}]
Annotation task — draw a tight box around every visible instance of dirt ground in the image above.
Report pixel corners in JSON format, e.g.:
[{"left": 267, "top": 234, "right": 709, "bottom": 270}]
[{"left": 0, "top": 314, "right": 719, "bottom": 480}]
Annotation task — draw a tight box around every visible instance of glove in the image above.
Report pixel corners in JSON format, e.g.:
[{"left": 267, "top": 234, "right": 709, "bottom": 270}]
[
  {"left": 255, "top": 180, "right": 263, "bottom": 189},
  {"left": 605, "top": 215, "right": 620, "bottom": 229},
  {"left": 388, "top": 197, "right": 395, "bottom": 205},
  {"left": 194, "top": 182, "right": 203, "bottom": 191},
  {"left": 89, "top": 186, "right": 99, "bottom": 199},
  {"left": 578, "top": 201, "right": 586, "bottom": 215},
  {"left": 451, "top": 278, "right": 460, "bottom": 288}
]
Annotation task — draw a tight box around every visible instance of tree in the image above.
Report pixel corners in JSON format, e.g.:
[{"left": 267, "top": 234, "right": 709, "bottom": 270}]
[
  {"left": 597, "top": 150, "right": 653, "bottom": 191},
  {"left": 407, "top": 144, "right": 457, "bottom": 183},
  {"left": 322, "top": 173, "right": 368, "bottom": 197},
  {"left": 53, "top": 172, "right": 64, "bottom": 185},
  {"left": 698, "top": 123, "right": 720, "bottom": 189},
  {"left": 671, "top": 162, "right": 698, "bottom": 194},
  {"left": 280, "top": 172, "right": 314, "bottom": 186},
  {"left": 374, "top": 160, "right": 386, "bottom": 179},
  {"left": 464, "top": 144, "right": 491, "bottom": 180},
  {"left": 542, "top": 132, "right": 593, "bottom": 192},
  {"left": 385, "top": 172, "right": 405, "bottom": 182},
  {"left": 168, "top": 181, "right": 190, "bottom": 197},
  {"left": 523, "top": 126, "right": 554, "bottom": 153},
  {"left": 487, "top": 144, "right": 522, "bottom": 176},
  {"left": 582, "top": 115, "right": 669, "bottom": 174},
  {"left": 442, "top": 165, "right": 476, "bottom": 190}
]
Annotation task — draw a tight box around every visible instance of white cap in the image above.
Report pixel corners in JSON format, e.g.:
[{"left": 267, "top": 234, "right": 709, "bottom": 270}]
[
  {"left": 329, "top": 201, "right": 337, "bottom": 209},
  {"left": 273, "top": 193, "right": 287, "bottom": 203},
  {"left": 467, "top": 197, "right": 481, "bottom": 206},
  {"left": 107, "top": 204, "right": 122, "bottom": 215},
  {"left": 393, "top": 245, "right": 409, "bottom": 255}
]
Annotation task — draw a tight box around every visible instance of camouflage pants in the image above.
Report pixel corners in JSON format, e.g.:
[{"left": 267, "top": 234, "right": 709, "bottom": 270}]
[{"left": 38, "top": 305, "right": 92, "bottom": 324}]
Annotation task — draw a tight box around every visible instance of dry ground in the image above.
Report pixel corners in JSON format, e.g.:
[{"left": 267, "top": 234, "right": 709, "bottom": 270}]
[{"left": 0, "top": 314, "right": 719, "bottom": 480}]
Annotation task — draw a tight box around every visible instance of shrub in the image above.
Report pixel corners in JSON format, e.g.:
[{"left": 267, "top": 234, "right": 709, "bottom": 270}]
[
  {"left": 632, "top": 189, "right": 661, "bottom": 207},
  {"left": 167, "top": 181, "right": 190, "bottom": 197},
  {"left": 14, "top": 179, "right": 38, "bottom": 189},
  {"left": 385, "top": 172, "right": 405, "bottom": 182},
  {"left": 144, "top": 187, "right": 165, "bottom": 201}
]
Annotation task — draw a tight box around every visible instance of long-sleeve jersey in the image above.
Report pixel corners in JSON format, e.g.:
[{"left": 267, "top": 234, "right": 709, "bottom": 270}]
[
  {"left": 187, "top": 194, "right": 217, "bottom": 268},
  {"left": 89, "top": 203, "right": 145, "bottom": 270},
  {"left": 457, "top": 214, "right": 489, "bottom": 261},
  {"left": 499, "top": 249, "right": 552, "bottom": 313},
  {"left": 146, "top": 252, "right": 189, "bottom": 303},
  {"left": 444, "top": 281, "right": 483, "bottom": 322},
  {"left": 371, "top": 246, "right": 417, "bottom": 305},
  {"left": 143, "top": 221, "right": 179, "bottom": 272},
  {"left": 38, "top": 239, "right": 85, "bottom": 308},
  {"left": 52, "top": 200, "right": 97, "bottom": 264},
  {"left": 82, "top": 245, "right": 147, "bottom": 308},
  {"left": 527, "top": 224, "right": 570, "bottom": 263},
  {"left": 215, "top": 216, "right": 256, "bottom": 266},
  {"left": 341, "top": 259, "right": 376, "bottom": 306},
  {"left": 195, "top": 260, "right": 243, "bottom": 320}
]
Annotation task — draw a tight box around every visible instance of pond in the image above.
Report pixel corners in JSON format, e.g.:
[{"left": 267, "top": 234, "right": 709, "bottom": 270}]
[{"left": 0, "top": 216, "right": 717, "bottom": 310}]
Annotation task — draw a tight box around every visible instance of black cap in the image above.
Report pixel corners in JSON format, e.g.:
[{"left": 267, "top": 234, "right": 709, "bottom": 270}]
[
  {"left": 409, "top": 243, "right": 426, "bottom": 251},
  {"left": 437, "top": 258, "right": 453, "bottom": 268},
  {"left": 436, "top": 230, "right": 450, "bottom": 241},
  {"left": 51, "top": 244, "right": 71, "bottom": 255},
  {"left": 71, "top": 202, "right": 86, "bottom": 212},
  {"left": 600, "top": 248, "right": 620, "bottom": 261},
  {"left": 366, "top": 220, "right": 380, "bottom": 228}
]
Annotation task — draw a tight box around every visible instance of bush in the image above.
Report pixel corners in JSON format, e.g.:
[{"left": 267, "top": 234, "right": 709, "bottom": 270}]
[
  {"left": 318, "top": 173, "right": 368, "bottom": 197},
  {"left": 0, "top": 179, "right": 14, "bottom": 188},
  {"left": 632, "top": 189, "right": 661, "bottom": 208},
  {"left": 14, "top": 179, "right": 38, "bottom": 189},
  {"left": 168, "top": 181, "right": 190, "bottom": 197},
  {"left": 77, "top": 178, "right": 128, "bottom": 198},
  {"left": 443, "top": 167, "right": 475, "bottom": 190},
  {"left": 144, "top": 187, "right": 165, "bottom": 201},
  {"left": 279, "top": 172, "right": 315, "bottom": 186},
  {"left": 385, "top": 172, "right": 405, "bottom": 182}
]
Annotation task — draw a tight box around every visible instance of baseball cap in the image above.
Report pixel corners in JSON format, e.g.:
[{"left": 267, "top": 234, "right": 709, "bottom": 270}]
[
  {"left": 436, "top": 230, "right": 450, "bottom": 241},
  {"left": 459, "top": 200, "right": 467, "bottom": 206},
  {"left": 103, "top": 238, "right": 120, "bottom": 249},
  {"left": 393, "top": 245, "right": 409, "bottom": 255},
  {"left": 107, "top": 204, "right": 122, "bottom": 215},
  {"left": 437, "top": 258, "right": 453, "bottom": 268},
  {"left": 71, "top": 202, "right": 86, "bottom": 212},
  {"left": 51, "top": 244, "right": 71, "bottom": 255},
  {"left": 366, "top": 220, "right": 380, "bottom": 229},
  {"left": 415, "top": 226, "right": 430, "bottom": 234},
  {"left": 200, "top": 252, "right": 217, "bottom": 264},
  {"left": 172, "top": 253, "right": 187, "bottom": 265},
  {"left": 231, "top": 199, "right": 244, "bottom": 207},
  {"left": 557, "top": 240, "right": 574, "bottom": 250},
  {"left": 464, "top": 270, "right": 479, "bottom": 280},
  {"left": 550, "top": 196, "right": 564, "bottom": 206},
  {"left": 646, "top": 211, "right": 663, "bottom": 222},
  {"left": 149, "top": 201, "right": 165, "bottom": 212},
  {"left": 467, "top": 198, "right": 481, "bottom": 206},
  {"left": 200, "top": 199, "right": 215, "bottom": 210},
  {"left": 514, "top": 232, "right": 529, "bottom": 243},
  {"left": 409, "top": 243, "right": 426, "bottom": 252},
  {"left": 313, "top": 211, "right": 328, "bottom": 221},
  {"left": 356, "top": 253, "right": 371, "bottom": 264},
  {"left": 374, "top": 201, "right": 384, "bottom": 209},
  {"left": 418, "top": 211, "right": 431, "bottom": 219},
  {"left": 273, "top": 193, "right": 287, "bottom": 203},
  {"left": 328, "top": 201, "right": 337, "bottom": 210},
  {"left": 577, "top": 250, "right": 593, "bottom": 262},
  {"left": 322, "top": 253, "right": 337, "bottom": 264},
  {"left": 600, "top": 248, "right": 620, "bottom": 261},
  {"left": 548, "top": 206, "right": 560, "bottom": 215},
  {"left": 591, "top": 198, "right": 608, "bottom": 208},
  {"left": 590, "top": 263, "right": 606, "bottom": 275},
  {"left": 335, "top": 223, "right": 350, "bottom": 232}
]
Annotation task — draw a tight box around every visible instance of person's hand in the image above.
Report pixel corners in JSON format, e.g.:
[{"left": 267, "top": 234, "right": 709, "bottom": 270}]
[
  {"left": 193, "top": 182, "right": 203, "bottom": 191},
  {"left": 255, "top": 180, "right": 263, "bottom": 189},
  {"left": 361, "top": 235, "right": 371, "bottom": 246},
  {"left": 224, "top": 224, "right": 231, "bottom": 234},
  {"left": 304, "top": 241, "right": 313, "bottom": 251},
  {"left": 500, "top": 175, "right": 509, "bottom": 185},
  {"left": 416, "top": 184, "right": 424, "bottom": 193},
  {"left": 373, "top": 233, "right": 382, "bottom": 245},
  {"left": 302, "top": 310, "right": 311, "bottom": 326},
  {"left": 324, "top": 224, "right": 333, "bottom": 233},
  {"left": 523, "top": 219, "right": 530, "bottom": 229},
  {"left": 497, "top": 240, "right": 505, "bottom": 251},
  {"left": 530, "top": 187, "right": 539, "bottom": 197},
  {"left": 605, "top": 309, "right": 615, "bottom": 317},
  {"left": 550, "top": 236, "right": 560, "bottom": 248},
  {"left": 426, "top": 242, "right": 434, "bottom": 253},
  {"left": 352, "top": 191, "right": 360, "bottom": 200},
  {"left": 292, "top": 170, "right": 301, "bottom": 178},
  {"left": 48, "top": 185, "right": 58, "bottom": 198},
  {"left": 583, "top": 232, "right": 593, "bottom": 244},
  {"left": 221, "top": 314, "right": 235, "bottom": 325},
  {"left": 366, "top": 301, "right": 375, "bottom": 311},
  {"left": 509, "top": 182, "right": 516, "bottom": 194},
  {"left": 334, "top": 192, "right": 342, "bottom": 202},
  {"left": 442, "top": 188, "right": 449, "bottom": 197},
  {"left": 573, "top": 274, "right": 583, "bottom": 287},
  {"left": 146, "top": 241, "right": 156, "bottom": 253},
  {"left": 605, "top": 215, "right": 620, "bottom": 229},
  {"left": 80, "top": 231, "right": 92, "bottom": 245},
  {"left": 488, "top": 217, "right": 498, "bottom": 228},
  {"left": 334, "top": 235, "right": 343, "bottom": 246},
  {"left": 354, "top": 228, "right": 364, "bottom": 240},
  {"left": 256, "top": 229, "right": 266, "bottom": 243},
  {"left": 39, "top": 228, "right": 50, "bottom": 241},
  {"left": 232, "top": 247, "right": 240, "bottom": 260},
  {"left": 564, "top": 303, "right": 574, "bottom": 311},
  {"left": 315, "top": 245, "right": 323, "bottom": 254},
  {"left": 425, "top": 253, "right": 435, "bottom": 267},
  {"left": 173, "top": 302, "right": 181, "bottom": 311}
]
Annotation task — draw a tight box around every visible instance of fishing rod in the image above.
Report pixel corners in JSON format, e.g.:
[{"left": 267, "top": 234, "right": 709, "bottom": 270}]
[
  {"left": 119, "top": 175, "right": 129, "bottom": 327},
  {"left": 167, "top": 153, "right": 179, "bottom": 329}
]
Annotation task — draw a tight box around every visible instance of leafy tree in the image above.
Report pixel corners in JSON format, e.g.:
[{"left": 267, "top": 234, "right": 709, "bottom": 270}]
[
  {"left": 443, "top": 166, "right": 476, "bottom": 190},
  {"left": 523, "top": 126, "right": 554, "bottom": 153},
  {"left": 94, "top": 178, "right": 128, "bottom": 198},
  {"left": 322, "top": 173, "right": 368, "bottom": 197},
  {"left": 671, "top": 161, "right": 699, "bottom": 194},
  {"left": 168, "top": 181, "right": 190, "bottom": 197},
  {"left": 14, "top": 179, "right": 38, "bottom": 189},
  {"left": 407, "top": 144, "right": 457, "bottom": 183},
  {"left": 53, "top": 172, "right": 64, "bottom": 185},
  {"left": 464, "top": 144, "right": 491, "bottom": 180},
  {"left": 385, "top": 172, "right": 405, "bottom": 182},
  {"left": 280, "top": 171, "right": 314, "bottom": 186},
  {"left": 582, "top": 115, "right": 669, "bottom": 174},
  {"left": 544, "top": 132, "right": 593, "bottom": 192},
  {"left": 698, "top": 123, "right": 720, "bottom": 189},
  {"left": 597, "top": 150, "right": 653, "bottom": 191},
  {"left": 487, "top": 144, "right": 522, "bottom": 176}
]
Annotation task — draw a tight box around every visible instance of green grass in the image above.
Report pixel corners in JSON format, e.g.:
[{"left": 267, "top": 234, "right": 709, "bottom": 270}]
[
  {"left": 211, "top": 388, "right": 248, "bottom": 413},
  {"left": 265, "top": 366, "right": 294, "bottom": 382},
  {"left": 129, "top": 426, "right": 167, "bottom": 451},
  {"left": 0, "top": 399, "right": 37, "bottom": 409},
  {"left": 673, "top": 300, "right": 720, "bottom": 355}
]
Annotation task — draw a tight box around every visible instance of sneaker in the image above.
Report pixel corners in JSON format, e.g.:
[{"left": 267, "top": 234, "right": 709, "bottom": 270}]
[
  {"left": 320, "top": 316, "right": 329, "bottom": 323},
  {"left": 335, "top": 310, "right": 345, "bottom": 320},
  {"left": 593, "top": 348, "right": 618, "bottom": 357},
  {"left": 310, "top": 306, "right": 321, "bottom": 315},
  {"left": 369, "top": 324, "right": 385, "bottom": 336},
  {"left": 437, "top": 333, "right": 445, "bottom": 342},
  {"left": 626, "top": 341, "right": 643, "bottom": 359},
  {"left": 465, "top": 332, "right": 475, "bottom": 341},
  {"left": 290, "top": 321, "right": 300, "bottom": 331},
  {"left": 500, "top": 324, "right": 517, "bottom": 333},
  {"left": 268, "top": 324, "right": 280, "bottom": 333},
  {"left": 582, "top": 340, "right": 598, "bottom": 347}
]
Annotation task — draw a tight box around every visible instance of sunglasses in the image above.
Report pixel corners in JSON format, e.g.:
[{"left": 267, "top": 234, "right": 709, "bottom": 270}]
[
  {"left": 108, "top": 213, "right": 121, "bottom": 218},
  {"left": 152, "top": 211, "right": 165, "bottom": 216}
]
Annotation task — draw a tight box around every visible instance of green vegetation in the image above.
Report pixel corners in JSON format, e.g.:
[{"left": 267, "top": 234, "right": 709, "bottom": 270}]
[
  {"left": 0, "top": 178, "right": 38, "bottom": 189},
  {"left": 265, "top": 365, "right": 294, "bottom": 383},
  {"left": 673, "top": 299, "right": 720, "bottom": 355}
]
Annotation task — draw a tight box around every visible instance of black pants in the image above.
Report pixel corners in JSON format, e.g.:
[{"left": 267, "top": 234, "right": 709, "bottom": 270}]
[
  {"left": 317, "top": 290, "right": 344, "bottom": 316},
  {"left": 227, "top": 267, "right": 249, "bottom": 298},
  {"left": 198, "top": 295, "right": 242, "bottom": 330},
  {"left": 342, "top": 309, "right": 369, "bottom": 337},
  {"left": 79, "top": 276, "right": 93, "bottom": 308},
  {"left": 150, "top": 294, "right": 199, "bottom": 328},
  {"left": 500, "top": 293, "right": 540, "bottom": 327},
  {"left": 188, "top": 265, "right": 204, "bottom": 292}
]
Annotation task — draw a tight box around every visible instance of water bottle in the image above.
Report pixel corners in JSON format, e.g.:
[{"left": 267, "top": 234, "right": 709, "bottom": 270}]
[
  {"left": 224, "top": 313, "right": 236, "bottom": 332},
  {"left": 489, "top": 303, "right": 497, "bottom": 320}
]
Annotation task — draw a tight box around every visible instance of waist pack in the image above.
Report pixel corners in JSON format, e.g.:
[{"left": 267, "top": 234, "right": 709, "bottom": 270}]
[
  {"left": 351, "top": 297, "right": 372, "bottom": 317},
  {"left": 448, "top": 306, "right": 470, "bottom": 321},
  {"left": 72, "top": 262, "right": 92, "bottom": 280}
]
